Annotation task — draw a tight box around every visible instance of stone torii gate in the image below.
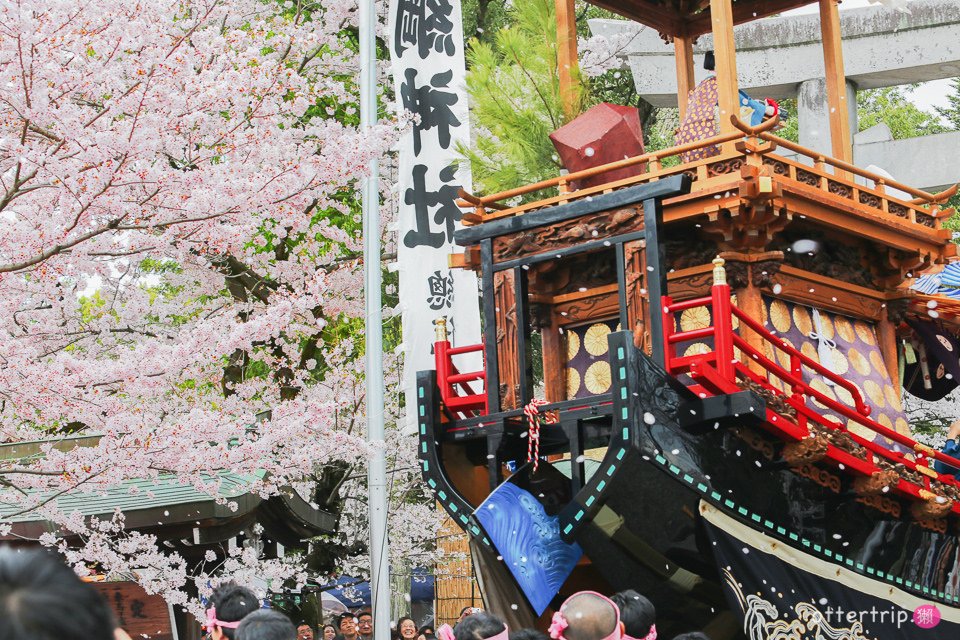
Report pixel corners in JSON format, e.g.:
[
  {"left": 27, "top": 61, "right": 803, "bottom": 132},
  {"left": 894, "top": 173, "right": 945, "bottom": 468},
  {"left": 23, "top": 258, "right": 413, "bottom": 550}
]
[{"left": 589, "top": 0, "right": 960, "bottom": 190}]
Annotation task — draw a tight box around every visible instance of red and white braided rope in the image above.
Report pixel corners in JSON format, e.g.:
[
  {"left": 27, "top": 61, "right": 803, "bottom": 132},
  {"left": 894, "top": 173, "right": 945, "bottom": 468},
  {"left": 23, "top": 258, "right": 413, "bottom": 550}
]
[{"left": 523, "top": 398, "right": 557, "bottom": 472}]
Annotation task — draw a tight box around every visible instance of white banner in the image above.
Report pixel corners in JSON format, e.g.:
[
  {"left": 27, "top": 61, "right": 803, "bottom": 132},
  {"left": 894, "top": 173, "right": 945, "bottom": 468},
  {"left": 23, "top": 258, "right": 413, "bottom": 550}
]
[{"left": 389, "top": 0, "right": 482, "bottom": 430}]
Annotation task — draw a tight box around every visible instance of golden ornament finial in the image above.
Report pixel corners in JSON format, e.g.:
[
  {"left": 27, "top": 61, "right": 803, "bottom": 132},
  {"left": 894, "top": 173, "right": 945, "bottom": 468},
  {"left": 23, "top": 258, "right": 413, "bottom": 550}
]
[
  {"left": 434, "top": 317, "right": 448, "bottom": 342},
  {"left": 712, "top": 256, "right": 727, "bottom": 286}
]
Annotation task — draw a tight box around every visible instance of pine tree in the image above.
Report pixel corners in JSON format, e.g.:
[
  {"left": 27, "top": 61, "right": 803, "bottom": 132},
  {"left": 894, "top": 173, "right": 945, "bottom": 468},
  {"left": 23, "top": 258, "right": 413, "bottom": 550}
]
[
  {"left": 935, "top": 78, "right": 960, "bottom": 130},
  {"left": 462, "top": 0, "right": 582, "bottom": 202}
]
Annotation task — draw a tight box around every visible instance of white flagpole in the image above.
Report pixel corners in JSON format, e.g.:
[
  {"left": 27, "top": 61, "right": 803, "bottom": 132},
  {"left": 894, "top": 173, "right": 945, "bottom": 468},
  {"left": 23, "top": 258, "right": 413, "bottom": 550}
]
[{"left": 360, "top": 0, "right": 390, "bottom": 637}]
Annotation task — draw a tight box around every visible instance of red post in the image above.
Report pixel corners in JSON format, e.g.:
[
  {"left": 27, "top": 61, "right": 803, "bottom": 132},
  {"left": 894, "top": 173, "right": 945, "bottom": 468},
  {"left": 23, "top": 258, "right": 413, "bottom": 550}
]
[
  {"left": 434, "top": 317, "right": 450, "bottom": 401},
  {"left": 710, "top": 258, "right": 735, "bottom": 382},
  {"left": 662, "top": 295, "right": 677, "bottom": 371}
]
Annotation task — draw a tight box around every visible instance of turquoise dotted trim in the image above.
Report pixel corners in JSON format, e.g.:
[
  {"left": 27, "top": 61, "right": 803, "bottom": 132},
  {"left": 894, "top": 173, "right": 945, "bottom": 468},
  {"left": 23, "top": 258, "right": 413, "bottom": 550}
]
[
  {"left": 417, "top": 384, "right": 492, "bottom": 547},
  {"left": 646, "top": 443, "right": 960, "bottom": 605}
]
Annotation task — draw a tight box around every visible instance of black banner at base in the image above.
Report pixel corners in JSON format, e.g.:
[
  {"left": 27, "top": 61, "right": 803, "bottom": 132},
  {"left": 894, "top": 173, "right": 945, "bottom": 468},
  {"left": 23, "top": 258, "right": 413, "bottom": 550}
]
[{"left": 701, "top": 502, "right": 960, "bottom": 639}]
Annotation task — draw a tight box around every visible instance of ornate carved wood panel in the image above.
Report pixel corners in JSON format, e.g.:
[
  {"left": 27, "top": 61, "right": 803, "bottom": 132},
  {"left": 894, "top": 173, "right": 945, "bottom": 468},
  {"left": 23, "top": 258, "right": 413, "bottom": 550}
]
[
  {"left": 494, "top": 270, "right": 519, "bottom": 410},
  {"left": 492, "top": 206, "right": 642, "bottom": 262}
]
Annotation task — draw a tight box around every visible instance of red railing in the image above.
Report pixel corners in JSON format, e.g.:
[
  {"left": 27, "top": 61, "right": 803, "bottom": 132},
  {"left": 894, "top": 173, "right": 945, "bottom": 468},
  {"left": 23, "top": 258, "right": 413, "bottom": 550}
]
[
  {"left": 434, "top": 318, "right": 487, "bottom": 417},
  {"left": 662, "top": 258, "right": 960, "bottom": 508}
]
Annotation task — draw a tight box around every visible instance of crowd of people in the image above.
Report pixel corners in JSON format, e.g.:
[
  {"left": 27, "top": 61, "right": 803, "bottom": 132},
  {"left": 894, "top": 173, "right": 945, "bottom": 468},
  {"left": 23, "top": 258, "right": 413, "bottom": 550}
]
[{"left": 0, "top": 547, "right": 713, "bottom": 640}]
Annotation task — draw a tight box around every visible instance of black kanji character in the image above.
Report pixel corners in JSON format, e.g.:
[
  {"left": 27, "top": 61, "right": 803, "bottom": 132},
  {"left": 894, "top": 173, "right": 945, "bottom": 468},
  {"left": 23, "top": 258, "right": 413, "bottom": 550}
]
[
  {"left": 427, "top": 270, "right": 454, "bottom": 310},
  {"left": 400, "top": 68, "right": 461, "bottom": 156},
  {"left": 114, "top": 591, "right": 127, "bottom": 626},
  {"left": 403, "top": 164, "right": 462, "bottom": 249},
  {"left": 394, "top": 0, "right": 456, "bottom": 59},
  {"left": 432, "top": 164, "right": 462, "bottom": 244},
  {"left": 131, "top": 599, "right": 147, "bottom": 619}
]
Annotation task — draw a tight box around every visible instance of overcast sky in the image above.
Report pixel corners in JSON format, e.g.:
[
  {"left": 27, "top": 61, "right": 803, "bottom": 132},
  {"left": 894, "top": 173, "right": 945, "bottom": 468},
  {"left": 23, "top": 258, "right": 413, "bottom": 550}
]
[{"left": 785, "top": 0, "right": 955, "bottom": 116}]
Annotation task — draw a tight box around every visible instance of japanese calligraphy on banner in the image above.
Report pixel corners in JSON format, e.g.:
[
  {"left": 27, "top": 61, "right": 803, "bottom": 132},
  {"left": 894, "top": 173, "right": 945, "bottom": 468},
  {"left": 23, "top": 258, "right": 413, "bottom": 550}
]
[{"left": 389, "top": 0, "right": 482, "bottom": 430}]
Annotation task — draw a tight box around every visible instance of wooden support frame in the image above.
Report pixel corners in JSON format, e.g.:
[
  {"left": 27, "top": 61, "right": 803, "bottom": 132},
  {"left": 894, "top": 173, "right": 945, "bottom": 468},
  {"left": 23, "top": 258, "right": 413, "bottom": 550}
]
[
  {"left": 674, "top": 35, "right": 696, "bottom": 121},
  {"left": 709, "top": 0, "right": 739, "bottom": 154},
  {"left": 819, "top": 0, "right": 853, "bottom": 164},
  {"left": 555, "top": 0, "right": 580, "bottom": 121}
]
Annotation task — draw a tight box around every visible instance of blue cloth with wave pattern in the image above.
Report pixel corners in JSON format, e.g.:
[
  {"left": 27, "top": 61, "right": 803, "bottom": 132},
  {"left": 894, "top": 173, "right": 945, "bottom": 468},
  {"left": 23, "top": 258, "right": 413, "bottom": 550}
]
[{"left": 475, "top": 482, "right": 583, "bottom": 615}]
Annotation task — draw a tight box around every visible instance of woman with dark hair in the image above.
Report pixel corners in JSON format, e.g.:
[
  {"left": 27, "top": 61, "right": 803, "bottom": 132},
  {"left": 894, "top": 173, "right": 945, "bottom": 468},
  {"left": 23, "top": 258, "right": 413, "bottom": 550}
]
[
  {"left": 322, "top": 624, "right": 338, "bottom": 640},
  {"left": 416, "top": 623, "right": 436, "bottom": 640},
  {"left": 0, "top": 547, "right": 116, "bottom": 640},
  {"left": 396, "top": 617, "right": 419, "bottom": 640},
  {"left": 449, "top": 611, "right": 507, "bottom": 640}
]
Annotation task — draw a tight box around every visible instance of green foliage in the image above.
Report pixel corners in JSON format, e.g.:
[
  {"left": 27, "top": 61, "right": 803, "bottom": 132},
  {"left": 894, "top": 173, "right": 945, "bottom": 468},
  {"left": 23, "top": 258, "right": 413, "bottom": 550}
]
[
  {"left": 462, "top": 0, "right": 578, "bottom": 201},
  {"left": 462, "top": 0, "right": 510, "bottom": 45},
  {"left": 774, "top": 98, "right": 800, "bottom": 143},
  {"left": 935, "top": 78, "right": 960, "bottom": 131},
  {"left": 857, "top": 86, "right": 948, "bottom": 139}
]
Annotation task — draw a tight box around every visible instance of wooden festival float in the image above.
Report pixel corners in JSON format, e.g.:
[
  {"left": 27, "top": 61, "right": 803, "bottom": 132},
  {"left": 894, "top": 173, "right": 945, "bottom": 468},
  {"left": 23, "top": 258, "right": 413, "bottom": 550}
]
[{"left": 417, "top": 1, "right": 960, "bottom": 638}]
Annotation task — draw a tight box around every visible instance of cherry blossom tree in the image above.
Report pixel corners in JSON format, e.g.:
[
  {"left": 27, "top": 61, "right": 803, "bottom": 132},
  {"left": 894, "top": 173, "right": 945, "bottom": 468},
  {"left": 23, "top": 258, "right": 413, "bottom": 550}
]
[{"left": 0, "top": 0, "right": 436, "bottom": 611}]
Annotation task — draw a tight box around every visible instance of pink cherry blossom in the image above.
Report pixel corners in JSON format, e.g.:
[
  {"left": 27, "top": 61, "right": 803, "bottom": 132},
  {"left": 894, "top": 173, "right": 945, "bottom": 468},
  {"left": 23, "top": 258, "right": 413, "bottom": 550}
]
[{"left": 0, "top": 0, "right": 436, "bottom": 616}]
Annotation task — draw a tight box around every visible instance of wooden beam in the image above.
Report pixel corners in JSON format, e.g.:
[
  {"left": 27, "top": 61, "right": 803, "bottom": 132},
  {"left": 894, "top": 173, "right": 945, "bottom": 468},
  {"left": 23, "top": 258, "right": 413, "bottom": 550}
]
[
  {"left": 584, "top": 0, "right": 686, "bottom": 37},
  {"left": 555, "top": 0, "right": 580, "bottom": 120},
  {"left": 686, "top": 0, "right": 814, "bottom": 37},
  {"left": 877, "top": 308, "right": 901, "bottom": 398},
  {"left": 710, "top": 0, "right": 739, "bottom": 153},
  {"left": 674, "top": 35, "right": 696, "bottom": 119},
  {"left": 819, "top": 0, "right": 853, "bottom": 163}
]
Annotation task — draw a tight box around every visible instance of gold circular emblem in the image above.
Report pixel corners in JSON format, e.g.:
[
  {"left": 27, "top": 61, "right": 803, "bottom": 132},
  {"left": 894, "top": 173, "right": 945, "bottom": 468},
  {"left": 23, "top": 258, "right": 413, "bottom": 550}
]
[
  {"left": 684, "top": 342, "right": 712, "bottom": 357},
  {"left": 884, "top": 384, "right": 902, "bottom": 411},
  {"left": 848, "top": 419, "right": 876, "bottom": 441},
  {"left": 770, "top": 300, "right": 792, "bottom": 333},
  {"left": 869, "top": 350, "right": 886, "bottom": 376},
  {"left": 834, "top": 384, "right": 854, "bottom": 407},
  {"left": 775, "top": 337, "right": 795, "bottom": 370},
  {"left": 801, "top": 341, "right": 819, "bottom": 364},
  {"left": 877, "top": 413, "right": 894, "bottom": 432},
  {"left": 566, "top": 368, "right": 581, "bottom": 399},
  {"left": 584, "top": 323, "right": 612, "bottom": 356},
  {"left": 848, "top": 348, "right": 871, "bottom": 377},
  {"left": 835, "top": 317, "right": 855, "bottom": 344},
  {"left": 584, "top": 361, "right": 612, "bottom": 394},
  {"left": 895, "top": 417, "right": 911, "bottom": 437},
  {"left": 793, "top": 305, "right": 813, "bottom": 338},
  {"left": 680, "top": 306, "right": 712, "bottom": 332},
  {"left": 566, "top": 330, "right": 581, "bottom": 361},
  {"left": 854, "top": 321, "right": 876, "bottom": 346},
  {"left": 827, "top": 348, "right": 848, "bottom": 376},
  {"left": 864, "top": 379, "right": 885, "bottom": 409}
]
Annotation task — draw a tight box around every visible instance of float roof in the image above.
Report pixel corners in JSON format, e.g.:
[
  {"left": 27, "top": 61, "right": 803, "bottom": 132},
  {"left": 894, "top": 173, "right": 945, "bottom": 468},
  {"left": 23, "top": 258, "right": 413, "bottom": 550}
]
[{"left": 585, "top": 0, "right": 816, "bottom": 37}]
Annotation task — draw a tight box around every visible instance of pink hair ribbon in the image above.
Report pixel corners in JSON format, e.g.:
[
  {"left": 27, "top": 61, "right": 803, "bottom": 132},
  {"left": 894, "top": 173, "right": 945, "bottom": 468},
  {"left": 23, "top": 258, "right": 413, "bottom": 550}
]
[
  {"left": 206, "top": 606, "right": 243, "bottom": 631},
  {"left": 548, "top": 611, "right": 569, "bottom": 640}
]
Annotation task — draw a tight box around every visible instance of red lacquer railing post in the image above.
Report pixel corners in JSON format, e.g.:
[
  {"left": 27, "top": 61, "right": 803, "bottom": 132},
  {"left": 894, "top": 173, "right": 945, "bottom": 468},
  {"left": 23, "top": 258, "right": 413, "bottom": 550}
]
[
  {"left": 433, "top": 317, "right": 489, "bottom": 416},
  {"left": 710, "top": 257, "right": 735, "bottom": 383},
  {"left": 434, "top": 317, "right": 451, "bottom": 399},
  {"left": 662, "top": 295, "right": 677, "bottom": 372}
]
